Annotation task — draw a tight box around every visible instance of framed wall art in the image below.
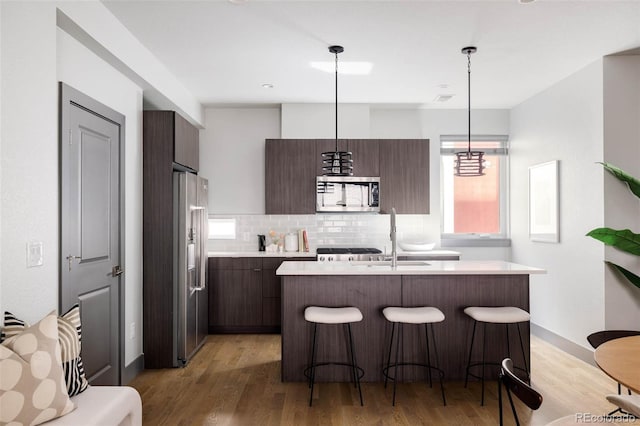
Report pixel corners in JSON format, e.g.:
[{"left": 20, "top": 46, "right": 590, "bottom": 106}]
[{"left": 529, "top": 160, "right": 559, "bottom": 243}]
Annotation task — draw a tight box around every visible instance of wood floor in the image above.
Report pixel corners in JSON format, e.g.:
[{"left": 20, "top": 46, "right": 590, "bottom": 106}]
[{"left": 129, "top": 334, "right": 638, "bottom": 425}]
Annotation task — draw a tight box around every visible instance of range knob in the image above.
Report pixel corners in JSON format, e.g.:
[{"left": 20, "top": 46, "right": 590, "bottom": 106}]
[
  {"left": 318, "top": 256, "right": 325, "bottom": 261},
  {"left": 348, "top": 256, "right": 354, "bottom": 262},
  {"left": 327, "top": 257, "right": 333, "bottom": 262}
]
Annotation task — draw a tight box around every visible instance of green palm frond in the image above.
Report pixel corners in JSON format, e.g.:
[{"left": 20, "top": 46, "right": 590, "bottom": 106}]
[
  {"left": 599, "top": 162, "right": 640, "bottom": 199},
  {"left": 606, "top": 261, "right": 640, "bottom": 290},
  {"left": 587, "top": 228, "right": 640, "bottom": 256}
]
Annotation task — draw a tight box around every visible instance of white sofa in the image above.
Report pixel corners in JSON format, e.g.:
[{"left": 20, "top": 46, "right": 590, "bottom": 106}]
[{"left": 45, "top": 386, "right": 142, "bottom": 426}]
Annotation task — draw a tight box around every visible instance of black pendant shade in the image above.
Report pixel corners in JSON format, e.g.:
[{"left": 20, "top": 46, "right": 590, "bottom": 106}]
[
  {"left": 322, "top": 45, "right": 353, "bottom": 176},
  {"left": 454, "top": 46, "right": 486, "bottom": 177}
]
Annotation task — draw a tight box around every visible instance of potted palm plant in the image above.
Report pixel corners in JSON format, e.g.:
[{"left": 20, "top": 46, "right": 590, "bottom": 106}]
[{"left": 587, "top": 163, "right": 640, "bottom": 289}]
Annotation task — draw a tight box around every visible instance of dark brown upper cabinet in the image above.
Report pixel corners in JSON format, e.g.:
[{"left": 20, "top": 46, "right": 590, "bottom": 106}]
[
  {"left": 379, "top": 139, "right": 429, "bottom": 214},
  {"left": 265, "top": 139, "right": 316, "bottom": 214},
  {"left": 265, "top": 138, "right": 428, "bottom": 215},
  {"left": 348, "top": 139, "right": 380, "bottom": 177},
  {"left": 144, "top": 111, "right": 199, "bottom": 172}
]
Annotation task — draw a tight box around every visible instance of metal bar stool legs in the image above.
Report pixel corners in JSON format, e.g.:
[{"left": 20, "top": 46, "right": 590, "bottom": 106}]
[
  {"left": 304, "top": 306, "right": 364, "bottom": 407},
  {"left": 463, "top": 306, "right": 531, "bottom": 406},
  {"left": 382, "top": 307, "right": 446, "bottom": 406}
]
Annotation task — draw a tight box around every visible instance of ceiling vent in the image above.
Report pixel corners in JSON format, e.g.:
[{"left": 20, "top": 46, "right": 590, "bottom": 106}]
[{"left": 433, "top": 94, "right": 455, "bottom": 103}]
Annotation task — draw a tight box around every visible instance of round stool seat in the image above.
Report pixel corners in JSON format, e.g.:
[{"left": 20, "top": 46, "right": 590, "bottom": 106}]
[
  {"left": 383, "top": 307, "right": 445, "bottom": 324},
  {"left": 464, "top": 306, "right": 530, "bottom": 324},
  {"left": 304, "top": 306, "right": 363, "bottom": 324}
]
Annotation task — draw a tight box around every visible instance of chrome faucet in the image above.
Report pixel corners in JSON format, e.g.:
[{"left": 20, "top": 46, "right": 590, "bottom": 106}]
[{"left": 390, "top": 207, "right": 397, "bottom": 268}]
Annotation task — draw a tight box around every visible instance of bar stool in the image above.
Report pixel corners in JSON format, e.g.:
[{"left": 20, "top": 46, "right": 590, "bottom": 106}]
[
  {"left": 304, "top": 306, "right": 364, "bottom": 407},
  {"left": 382, "top": 306, "right": 446, "bottom": 406},
  {"left": 464, "top": 306, "right": 530, "bottom": 406}
]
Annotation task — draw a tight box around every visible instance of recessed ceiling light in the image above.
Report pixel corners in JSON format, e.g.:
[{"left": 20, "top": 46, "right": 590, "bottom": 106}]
[
  {"left": 228, "top": 0, "right": 248, "bottom": 4},
  {"left": 261, "top": 83, "right": 274, "bottom": 89},
  {"left": 437, "top": 84, "right": 450, "bottom": 89},
  {"left": 310, "top": 61, "right": 373, "bottom": 75},
  {"left": 519, "top": 0, "right": 536, "bottom": 3}
]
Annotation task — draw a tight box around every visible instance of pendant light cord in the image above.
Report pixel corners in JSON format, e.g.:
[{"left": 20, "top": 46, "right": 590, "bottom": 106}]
[
  {"left": 335, "top": 50, "right": 339, "bottom": 151},
  {"left": 467, "top": 50, "right": 471, "bottom": 156}
]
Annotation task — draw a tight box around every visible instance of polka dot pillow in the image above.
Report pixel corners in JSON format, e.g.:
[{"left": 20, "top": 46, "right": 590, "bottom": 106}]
[
  {"left": 0, "top": 310, "right": 75, "bottom": 425},
  {"left": 3, "top": 305, "right": 89, "bottom": 397}
]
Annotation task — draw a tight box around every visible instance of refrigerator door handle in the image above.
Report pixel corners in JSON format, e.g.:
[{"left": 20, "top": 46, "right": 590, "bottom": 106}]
[
  {"left": 199, "top": 205, "right": 207, "bottom": 291},
  {"left": 190, "top": 206, "right": 206, "bottom": 290},
  {"left": 189, "top": 206, "right": 207, "bottom": 291}
]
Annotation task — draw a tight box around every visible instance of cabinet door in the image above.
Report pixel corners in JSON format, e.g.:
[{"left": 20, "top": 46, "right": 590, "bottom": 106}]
[
  {"left": 174, "top": 112, "right": 199, "bottom": 171},
  {"left": 265, "top": 139, "right": 316, "bottom": 214},
  {"left": 379, "top": 139, "right": 429, "bottom": 214},
  {"left": 209, "top": 268, "right": 262, "bottom": 326},
  {"left": 348, "top": 139, "right": 379, "bottom": 177}
]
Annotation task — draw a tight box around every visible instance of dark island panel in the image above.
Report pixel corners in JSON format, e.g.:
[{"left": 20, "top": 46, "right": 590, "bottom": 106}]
[
  {"left": 281, "top": 275, "right": 402, "bottom": 382},
  {"left": 281, "top": 273, "right": 530, "bottom": 382},
  {"left": 401, "top": 274, "right": 529, "bottom": 380}
]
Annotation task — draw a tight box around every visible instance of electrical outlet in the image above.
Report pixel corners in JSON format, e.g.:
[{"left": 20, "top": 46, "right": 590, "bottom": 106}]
[
  {"left": 129, "top": 322, "right": 136, "bottom": 340},
  {"left": 242, "top": 232, "right": 250, "bottom": 242}
]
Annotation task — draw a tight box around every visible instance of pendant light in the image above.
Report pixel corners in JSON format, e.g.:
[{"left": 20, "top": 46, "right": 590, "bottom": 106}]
[
  {"left": 454, "top": 46, "right": 486, "bottom": 177},
  {"left": 321, "top": 45, "right": 353, "bottom": 176}
]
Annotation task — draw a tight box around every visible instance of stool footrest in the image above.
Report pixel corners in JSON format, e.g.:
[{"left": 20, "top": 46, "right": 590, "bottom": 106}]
[
  {"left": 382, "top": 362, "right": 445, "bottom": 383},
  {"left": 466, "top": 362, "right": 529, "bottom": 383},
  {"left": 304, "top": 362, "right": 365, "bottom": 381}
]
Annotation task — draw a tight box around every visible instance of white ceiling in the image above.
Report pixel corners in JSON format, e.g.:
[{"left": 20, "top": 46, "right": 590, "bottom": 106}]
[{"left": 102, "top": 0, "right": 640, "bottom": 109}]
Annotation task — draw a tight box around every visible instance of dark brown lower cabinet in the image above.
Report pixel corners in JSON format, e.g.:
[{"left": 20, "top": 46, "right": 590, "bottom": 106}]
[{"left": 209, "top": 256, "right": 314, "bottom": 333}]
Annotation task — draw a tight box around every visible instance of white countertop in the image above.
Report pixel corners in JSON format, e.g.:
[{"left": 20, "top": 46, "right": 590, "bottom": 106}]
[
  {"left": 208, "top": 249, "right": 460, "bottom": 258},
  {"left": 397, "top": 249, "right": 460, "bottom": 256},
  {"left": 208, "top": 251, "right": 316, "bottom": 258},
  {"left": 276, "top": 260, "right": 546, "bottom": 276}
]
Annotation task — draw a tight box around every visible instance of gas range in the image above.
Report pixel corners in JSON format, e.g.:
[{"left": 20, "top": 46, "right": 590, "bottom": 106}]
[{"left": 316, "top": 247, "right": 385, "bottom": 262}]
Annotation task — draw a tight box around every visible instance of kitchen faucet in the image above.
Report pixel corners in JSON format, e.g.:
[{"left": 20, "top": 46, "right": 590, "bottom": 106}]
[{"left": 390, "top": 207, "right": 397, "bottom": 268}]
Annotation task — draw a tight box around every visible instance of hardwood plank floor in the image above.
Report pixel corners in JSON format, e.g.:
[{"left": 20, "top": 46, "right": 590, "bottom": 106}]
[{"left": 129, "top": 334, "right": 638, "bottom": 425}]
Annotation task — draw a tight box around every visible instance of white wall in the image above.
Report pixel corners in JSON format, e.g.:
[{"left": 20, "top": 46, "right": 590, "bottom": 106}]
[
  {"left": 57, "top": 28, "right": 143, "bottom": 366},
  {"left": 199, "top": 108, "right": 280, "bottom": 214},
  {"left": 602, "top": 55, "right": 640, "bottom": 329},
  {"left": 282, "top": 104, "right": 370, "bottom": 138},
  {"left": 1, "top": 1, "right": 59, "bottom": 321},
  {"left": 510, "top": 60, "right": 605, "bottom": 349}
]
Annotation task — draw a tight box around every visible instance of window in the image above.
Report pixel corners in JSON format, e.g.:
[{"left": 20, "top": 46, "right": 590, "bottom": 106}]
[
  {"left": 208, "top": 218, "right": 236, "bottom": 240},
  {"left": 440, "top": 135, "right": 509, "bottom": 244}
]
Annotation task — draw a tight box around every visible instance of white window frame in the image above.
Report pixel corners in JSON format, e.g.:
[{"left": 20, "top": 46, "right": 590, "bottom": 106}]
[{"left": 440, "top": 135, "right": 510, "bottom": 247}]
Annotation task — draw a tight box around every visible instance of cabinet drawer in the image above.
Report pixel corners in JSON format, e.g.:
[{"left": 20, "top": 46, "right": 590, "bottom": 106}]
[{"left": 209, "top": 257, "right": 262, "bottom": 270}]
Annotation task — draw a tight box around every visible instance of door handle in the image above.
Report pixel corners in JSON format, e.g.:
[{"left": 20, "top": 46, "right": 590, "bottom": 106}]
[
  {"left": 66, "top": 255, "right": 81, "bottom": 271},
  {"left": 112, "top": 265, "right": 124, "bottom": 277}
]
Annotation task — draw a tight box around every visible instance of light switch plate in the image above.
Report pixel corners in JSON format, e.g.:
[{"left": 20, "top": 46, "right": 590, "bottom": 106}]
[{"left": 27, "top": 241, "right": 44, "bottom": 267}]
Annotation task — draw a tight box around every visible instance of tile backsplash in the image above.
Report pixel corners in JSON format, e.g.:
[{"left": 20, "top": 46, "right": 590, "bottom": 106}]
[{"left": 207, "top": 214, "right": 437, "bottom": 254}]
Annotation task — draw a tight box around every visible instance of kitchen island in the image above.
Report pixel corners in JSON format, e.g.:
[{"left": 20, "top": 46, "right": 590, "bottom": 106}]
[{"left": 276, "top": 260, "right": 545, "bottom": 382}]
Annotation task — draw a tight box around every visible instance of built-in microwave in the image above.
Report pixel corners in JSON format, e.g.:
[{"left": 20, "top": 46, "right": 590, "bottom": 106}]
[{"left": 316, "top": 176, "right": 380, "bottom": 213}]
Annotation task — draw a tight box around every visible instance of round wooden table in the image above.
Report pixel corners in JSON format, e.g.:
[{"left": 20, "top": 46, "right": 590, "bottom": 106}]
[{"left": 594, "top": 335, "right": 640, "bottom": 393}]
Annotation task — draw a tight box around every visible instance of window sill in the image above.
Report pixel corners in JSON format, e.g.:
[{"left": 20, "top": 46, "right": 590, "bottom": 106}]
[{"left": 440, "top": 237, "right": 511, "bottom": 248}]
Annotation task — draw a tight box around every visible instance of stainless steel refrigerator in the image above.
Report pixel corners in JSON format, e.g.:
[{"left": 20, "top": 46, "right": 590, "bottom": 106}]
[{"left": 173, "top": 172, "right": 208, "bottom": 367}]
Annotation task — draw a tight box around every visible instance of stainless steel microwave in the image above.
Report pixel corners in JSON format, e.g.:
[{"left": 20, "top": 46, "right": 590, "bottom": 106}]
[{"left": 316, "top": 176, "right": 380, "bottom": 213}]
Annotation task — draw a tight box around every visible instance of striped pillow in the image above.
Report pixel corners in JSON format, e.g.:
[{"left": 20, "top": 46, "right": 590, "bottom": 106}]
[{"left": 2, "top": 305, "right": 89, "bottom": 396}]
